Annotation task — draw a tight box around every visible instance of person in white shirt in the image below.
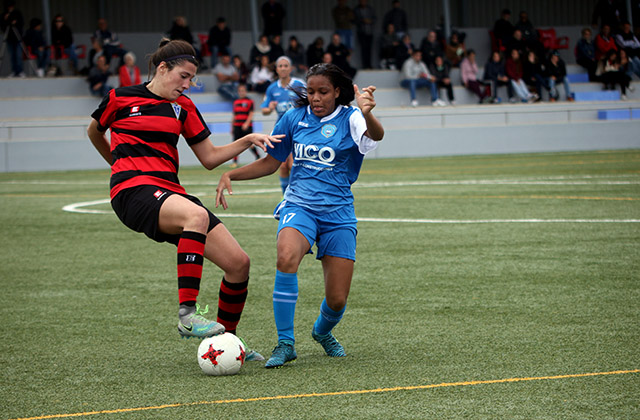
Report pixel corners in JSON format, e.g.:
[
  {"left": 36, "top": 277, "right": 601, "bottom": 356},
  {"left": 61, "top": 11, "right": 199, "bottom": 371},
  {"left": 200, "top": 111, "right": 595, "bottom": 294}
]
[{"left": 399, "top": 50, "right": 445, "bottom": 107}]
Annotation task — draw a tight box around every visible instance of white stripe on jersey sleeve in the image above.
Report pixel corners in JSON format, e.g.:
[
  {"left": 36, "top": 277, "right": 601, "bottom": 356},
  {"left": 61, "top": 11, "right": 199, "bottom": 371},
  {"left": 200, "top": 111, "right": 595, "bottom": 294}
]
[{"left": 349, "top": 107, "right": 378, "bottom": 155}]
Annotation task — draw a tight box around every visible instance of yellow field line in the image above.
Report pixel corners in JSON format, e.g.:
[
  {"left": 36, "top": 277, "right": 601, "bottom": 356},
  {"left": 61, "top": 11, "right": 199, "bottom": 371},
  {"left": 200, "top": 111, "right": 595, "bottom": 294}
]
[{"left": 10, "top": 369, "right": 639, "bottom": 420}]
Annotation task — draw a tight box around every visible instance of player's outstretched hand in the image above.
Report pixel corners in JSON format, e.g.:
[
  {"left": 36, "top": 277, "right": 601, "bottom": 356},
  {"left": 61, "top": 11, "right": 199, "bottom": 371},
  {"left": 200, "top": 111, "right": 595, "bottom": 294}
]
[
  {"left": 248, "top": 133, "right": 284, "bottom": 152},
  {"left": 354, "top": 84, "right": 377, "bottom": 115},
  {"left": 215, "top": 173, "right": 232, "bottom": 210}
]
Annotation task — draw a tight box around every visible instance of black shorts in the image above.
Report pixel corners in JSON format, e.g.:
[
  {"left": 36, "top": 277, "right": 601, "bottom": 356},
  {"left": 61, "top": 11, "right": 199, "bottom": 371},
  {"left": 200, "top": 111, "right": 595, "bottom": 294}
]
[
  {"left": 233, "top": 125, "right": 252, "bottom": 141},
  {"left": 111, "top": 185, "right": 222, "bottom": 246}
]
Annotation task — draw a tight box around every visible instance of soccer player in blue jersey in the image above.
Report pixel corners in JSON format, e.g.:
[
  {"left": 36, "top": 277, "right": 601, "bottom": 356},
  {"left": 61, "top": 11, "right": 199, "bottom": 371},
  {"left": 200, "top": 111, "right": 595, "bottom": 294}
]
[
  {"left": 216, "top": 63, "right": 384, "bottom": 368},
  {"left": 261, "top": 56, "right": 306, "bottom": 194}
]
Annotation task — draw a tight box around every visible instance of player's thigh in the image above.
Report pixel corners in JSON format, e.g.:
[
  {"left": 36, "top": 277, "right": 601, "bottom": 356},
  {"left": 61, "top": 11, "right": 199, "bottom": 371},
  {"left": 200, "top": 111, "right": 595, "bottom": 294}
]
[
  {"left": 276, "top": 227, "right": 311, "bottom": 272},
  {"left": 158, "top": 194, "right": 210, "bottom": 235},
  {"left": 321, "top": 255, "right": 354, "bottom": 310},
  {"left": 203, "top": 223, "right": 250, "bottom": 276}
]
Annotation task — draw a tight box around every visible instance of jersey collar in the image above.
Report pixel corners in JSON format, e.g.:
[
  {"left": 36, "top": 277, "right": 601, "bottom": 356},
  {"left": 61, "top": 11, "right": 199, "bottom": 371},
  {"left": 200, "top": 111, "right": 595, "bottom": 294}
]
[{"left": 306, "top": 104, "right": 345, "bottom": 122}]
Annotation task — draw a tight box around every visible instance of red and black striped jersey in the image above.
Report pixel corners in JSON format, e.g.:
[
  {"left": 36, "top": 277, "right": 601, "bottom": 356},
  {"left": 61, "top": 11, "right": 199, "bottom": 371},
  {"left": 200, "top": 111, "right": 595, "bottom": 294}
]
[
  {"left": 91, "top": 83, "right": 211, "bottom": 199},
  {"left": 232, "top": 97, "right": 254, "bottom": 127}
]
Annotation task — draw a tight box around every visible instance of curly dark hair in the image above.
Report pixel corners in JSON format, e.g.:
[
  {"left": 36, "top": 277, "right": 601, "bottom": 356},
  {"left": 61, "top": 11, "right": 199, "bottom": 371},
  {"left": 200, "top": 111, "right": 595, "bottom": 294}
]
[{"left": 293, "top": 63, "right": 355, "bottom": 108}]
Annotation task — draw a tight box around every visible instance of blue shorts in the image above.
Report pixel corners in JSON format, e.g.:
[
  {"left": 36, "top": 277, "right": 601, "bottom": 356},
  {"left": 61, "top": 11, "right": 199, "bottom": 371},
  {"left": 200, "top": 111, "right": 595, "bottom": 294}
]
[{"left": 274, "top": 201, "right": 358, "bottom": 261}]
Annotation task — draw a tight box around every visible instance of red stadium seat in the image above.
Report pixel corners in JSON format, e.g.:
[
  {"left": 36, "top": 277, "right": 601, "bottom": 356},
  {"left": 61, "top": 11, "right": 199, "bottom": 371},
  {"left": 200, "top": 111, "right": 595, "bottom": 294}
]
[
  {"left": 489, "top": 30, "right": 506, "bottom": 53},
  {"left": 198, "top": 34, "right": 211, "bottom": 57},
  {"left": 538, "top": 28, "right": 569, "bottom": 50}
]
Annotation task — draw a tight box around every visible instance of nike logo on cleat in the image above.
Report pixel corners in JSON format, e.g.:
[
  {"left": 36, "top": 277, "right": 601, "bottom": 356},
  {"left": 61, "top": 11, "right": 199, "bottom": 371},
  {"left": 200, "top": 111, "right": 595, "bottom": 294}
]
[{"left": 180, "top": 323, "right": 193, "bottom": 332}]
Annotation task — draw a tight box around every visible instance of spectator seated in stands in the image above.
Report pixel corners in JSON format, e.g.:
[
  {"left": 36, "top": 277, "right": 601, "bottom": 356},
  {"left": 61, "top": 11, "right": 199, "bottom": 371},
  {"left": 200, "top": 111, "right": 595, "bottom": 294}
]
[
  {"left": 544, "top": 50, "right": 574, "bottom": 101},
  {"left": 51, "top": 14, "right": 79, "bottom": 74},
  {"left": 306, "top": 36, "right": 325, "bottom": 68},
  {"left": 327, "top": 32, "right": 356, "bottom": 78},
  {"left": 506, "top": 48, "right": 538, "bottom": 102},
  {"left": 429, "top": 55, "right": 455, "bottom": 104},
  {"left": 445, "top": 32, "right": 466, "bottom": 67},
  {"left": 233, "top": 54, "right": 250, "bottom": 84},
  {"left": 523, "top": 50, "right": 544, "bottom": 100},
  {"left": 249, "top": 34, "right": 272, "bottom": 67},
  {"left": 619, "top": 50, "right": 640, "bottom": 81},
  {"left": 493, "top": 8, "right": 515, "bottom": 50},
  {"left": 395, "top": 33, "right": 415, "bottom": 70},
  {"left": 213, "top": 52, "right": 240, "bottom": 101},
  {"left": 286, "top": 35, "right": 307, "bottom": 76},
  {"left": 380, "top": 23, "right": 399, "bottom": 69},
  {"left": 118, "top": 52, "right": 141, "bottom": 87},
  {"left": 248, "top": 54, "right": 274, "bottom": 93},
  {"left": 23, "top": 18, "right": 49, "bottom": 78},
  {"left": 419, "top": 30, "right": 443, "bottom": 67},
  {"left": 576, "top": 28, "right": 598, "bottom": 81},
  {"left": 615, "top": 21, "right": 640, "bottom": 78},
  {"left": 483, "top": 51, "right": 514, "bottom": 102},
  {"left": 383, "top": 0, "right": 408, "bottom": 40},
  {"left": 94, "top": 18, "right": 126, "bottom": 66},
  {"left": 460, "top": 49, "right": 492, "bottom": 103},
  {"left": 506, "top": 29, "right": 527, "bottom": 58},
  {"left": 269, "top": 34, "right": 285, "bottom": 64},
  {"left": 399, "top": 50, "right": 444, "bottom": 107},
  {"left": 207, "top": 17, "right": 232, "bottom": 69},
  {"left": 595, "top": 24, "right": 617, "bottom": 62},
  {"left": 596, "top": 49, "right": 632, "bottom": 99},
  {"left": 88, "top": 55, "right": 112, "bottom": 97}
]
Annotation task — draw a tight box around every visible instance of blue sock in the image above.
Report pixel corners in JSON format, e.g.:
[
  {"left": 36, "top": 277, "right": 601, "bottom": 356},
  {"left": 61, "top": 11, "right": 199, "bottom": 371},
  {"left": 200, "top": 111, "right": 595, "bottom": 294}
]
[
  {"left": 273, "top": 270, "right": 298, "bottom": 342},
  {"left": 279, "top": 176, "right": 289, "bottom": 194},
  {"left": 313, "top": 298, "right": 345, "bottom": 336}
]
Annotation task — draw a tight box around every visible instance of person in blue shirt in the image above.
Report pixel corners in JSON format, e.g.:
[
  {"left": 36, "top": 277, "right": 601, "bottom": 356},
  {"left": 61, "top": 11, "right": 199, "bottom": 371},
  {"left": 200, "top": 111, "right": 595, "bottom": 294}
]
[
  {"left": 216, "top": 63, "right": 384, "bottom": 368},
  {"left": 261, "top": 56, "right": 306, "bottom": 194}
]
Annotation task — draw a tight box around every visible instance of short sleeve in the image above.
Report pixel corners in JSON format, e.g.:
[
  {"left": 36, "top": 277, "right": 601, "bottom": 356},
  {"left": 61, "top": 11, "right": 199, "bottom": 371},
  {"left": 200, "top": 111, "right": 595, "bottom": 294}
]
[
  {"left": 182, "top": 101, "right": 211, "bottom": 146},
  {"left": 267, "top": 109, "right": 293, "bottom": 162},
  {"left": 90, "top": 89, "right": 117, "bottom": 132},
  {"left": 349, "top": 108, "right": 378, "bottom": 155}
]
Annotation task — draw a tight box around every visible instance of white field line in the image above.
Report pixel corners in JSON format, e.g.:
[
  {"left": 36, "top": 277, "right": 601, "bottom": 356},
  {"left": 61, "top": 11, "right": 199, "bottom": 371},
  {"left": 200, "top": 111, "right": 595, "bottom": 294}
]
[{"left": 61, "top": 199, "right": 640, "bottom": 223}]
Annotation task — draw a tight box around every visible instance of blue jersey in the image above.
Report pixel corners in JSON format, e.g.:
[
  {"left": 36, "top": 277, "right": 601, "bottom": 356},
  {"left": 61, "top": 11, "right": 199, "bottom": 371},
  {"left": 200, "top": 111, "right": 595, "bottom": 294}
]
[
  {"left": 268, "top": 105, "right": 378, "bottom": 213},
  {"left": 261, "top": 78, "right": 306, "bottom": 122}
]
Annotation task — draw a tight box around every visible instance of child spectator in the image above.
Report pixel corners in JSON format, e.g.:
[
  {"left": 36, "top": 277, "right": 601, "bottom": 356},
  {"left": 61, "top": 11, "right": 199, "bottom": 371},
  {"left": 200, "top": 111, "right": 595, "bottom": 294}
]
[
  {"left": 429, "top": 55, "right": 455, "bottom": 104},
  {"left": 230, "top": 83, "right": 260, "bottom": 168},
  {"left": 506, "top": 48, "right": 538, "bottom": 102},
  {"left": 597, "top": 49, "right": 631, "bottom": 99},
  {"left": 118, "top": 52, "right": 141, "bottom": 87},
  {"left": 484, "top": 51, "right": 514, "bottom": 102},
  {"left": 399, "top": 50, "right": 444, "bottom": 107},
  {"left": 576, "top": 28, "right": 598, "bottom": 81},
  {"left": 249, "top": 54, "right": 274, "bottom": 93},
  {"left": 460, "top": 50, "right": 492, "bottom": 103},
  {"left": 544, "top": 51, "right": 574, "bottom": 101}
]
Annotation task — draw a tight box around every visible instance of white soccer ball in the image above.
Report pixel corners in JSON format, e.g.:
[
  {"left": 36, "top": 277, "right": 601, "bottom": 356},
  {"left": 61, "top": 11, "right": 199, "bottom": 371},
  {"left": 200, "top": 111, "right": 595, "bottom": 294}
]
[{"left": 197, "top": 333, "right": 246, "bottom": 376}]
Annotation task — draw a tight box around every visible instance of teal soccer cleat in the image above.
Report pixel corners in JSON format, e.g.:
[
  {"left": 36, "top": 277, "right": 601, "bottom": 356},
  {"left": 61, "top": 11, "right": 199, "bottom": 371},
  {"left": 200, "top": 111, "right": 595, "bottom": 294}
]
[
  {"left": 264, "top": 340, "right": 297, "bottom": 368},
  {"left": 178, "top": 304, "right": 225, "bottom": 339},
  {"left": 312, "top": 330, "right": 346, "bottom": 357}
]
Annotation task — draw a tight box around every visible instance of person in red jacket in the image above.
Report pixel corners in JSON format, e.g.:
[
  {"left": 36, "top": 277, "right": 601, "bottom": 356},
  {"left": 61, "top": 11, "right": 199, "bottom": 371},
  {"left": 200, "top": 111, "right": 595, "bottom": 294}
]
[
  {"left": 595, "top": 24, "right": 618, "bottom": 61},
  {"left": 505, "top": 48, "right": 538, "bottom": 102},
  {"left": 118, "top": 51, "right": 141, "bottom": 87}
]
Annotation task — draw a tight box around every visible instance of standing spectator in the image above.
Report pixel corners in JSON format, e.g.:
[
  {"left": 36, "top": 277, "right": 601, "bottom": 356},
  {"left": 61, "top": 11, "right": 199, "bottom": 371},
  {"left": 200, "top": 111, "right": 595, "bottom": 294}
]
[
  {"left": 592, "top": 0, "right": 627, "bottom": 31},
  {"left": 87, "top": 55, "right": 112, "bottom": 97},
  {"left": 307, "top": 36, "right": 325, "bottom": 68},
  {"left": 23, "top": 17, "right": 48, "bottom": 78},
  {"left": 262, "top": 0, "right": 286, "bottom": 37},
  {"left": 506, "top": 48, "right": 537, "bottom": 102},
  {"left": 419, "top": 30, "right": 444, "bottom": 67},
  {"left": 382, "top": 0, "right": 408, "bottom": 40},
  {"left": 269, "top": 34, "right": 285, "bottom": 64},
  {"left": 168, "top": 16, "right": 194, "bottom": 45},
  {"left": 207, "top": 17, "right": 231, "bottom": 69},
  {"left": 328, "top": 32, "right": 356, "bottom": 78},
  {"left": 249, "top": 34, "right": 271, "bottom": 67},
  {"left": 460, "top": 50, "right": 492, "bottom": 103},
  {"left": 515, "top": 10, "right": 544, "bottom": 57},
  {"left": 354, "top": 0, "right": 376, "bottom": 69},
  {"left": 118, "top": 51, "right": 140, "bottom": 87},
  {"left": 332, "top": 0, "right": 354, "bottom": 50},
  {"left": 248, "top": 54, "right": 274, "bottom": 93},
  {"left": 523, "top": 50, "right": 544, "bottom": 100},
  {"left": 1, "top": 0, "right": 24, "bottom": 77},
  {"left": 230, "top": 83, "right": 260, "bottom": 168},
  {"left": 213, "top": 52, "right": 239, "bottom": 101},
  {"left": 399, "top": 50, "right": 443, "bottom": 107},
  {"left": 493, "top": 8, "right": 515, "bottom": 49},
  {"left": 576, "top": 27, "right": 598, "bottom": 81},
  {"left": 544, "top": 50, "right": 574, "bottom": 101},
  {"left": 395, "top": 33, "right": 414, "bottom": 68},
  {"left": 51, "top": 14, "right": 78, "bottom": 74},
  {"left": 615, "top": 21, "right": 640, "bottom": 72},
  {"left": 429, "top": 55, "right": 455, "bottom": 104},
  {"left": 94, "top": 18, "right": 126, "bottom": 66},
  {"left": 286, "top": 35, "right": 307, "bottom": 75},
  {"left": 233, "top": 54, "right": 250, "bottom": 84},
  {"left": 379, "top": 23, "right": 399, "bottom": 69},
  {"left": 484, "top": 51, "right": 514, "bottom": 102},
  {"left": 445, "top": 32, "right": 466, "bottom": 67},
  {"left": 595, "top": 24, "right": 618, "bottom": 61},
  {"left": 596, "top": 49, "right": 631, "bottom": 99}
]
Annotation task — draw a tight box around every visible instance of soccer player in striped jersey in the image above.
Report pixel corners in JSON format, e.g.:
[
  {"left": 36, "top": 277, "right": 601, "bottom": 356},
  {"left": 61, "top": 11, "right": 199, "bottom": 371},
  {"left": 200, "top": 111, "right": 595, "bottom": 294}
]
[
  {"left": 87, "top": 39, "right": 282, "bottom": 360},
  {"left": 216, "top": 63, "right": 384, "bottom": 368},
  {"left": 230, "top": 83, "right": 260, "bottom": 168},
  {"left": 261, "top": 56, "right": 306, "bottom": 194}
]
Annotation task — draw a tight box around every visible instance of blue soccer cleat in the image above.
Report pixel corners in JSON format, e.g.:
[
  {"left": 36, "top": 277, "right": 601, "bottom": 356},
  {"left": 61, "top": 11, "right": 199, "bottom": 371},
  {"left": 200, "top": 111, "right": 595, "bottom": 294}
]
[
  {"left": 264, "top": 340, "right": 297, "bottom": 368},
  {"left": 312, "top": 330, "right": 346, "bottom": 357}
]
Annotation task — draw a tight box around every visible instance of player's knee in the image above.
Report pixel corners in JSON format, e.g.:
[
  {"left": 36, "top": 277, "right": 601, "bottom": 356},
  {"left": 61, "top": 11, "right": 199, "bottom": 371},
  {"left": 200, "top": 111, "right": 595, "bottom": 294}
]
[
  {"left": 228, "top": 251, "right": 250, "bottom": 279},
  {"left": 186, "top": 206, "right": 210, "bottom": 232},
  {"left": 276, "top": 248, "right": 300, "bottom": 273}
]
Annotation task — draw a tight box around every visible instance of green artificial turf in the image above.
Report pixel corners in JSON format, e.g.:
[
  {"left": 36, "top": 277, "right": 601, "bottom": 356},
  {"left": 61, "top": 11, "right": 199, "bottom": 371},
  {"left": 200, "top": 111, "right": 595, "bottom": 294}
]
[{"left": 1, "top": 150, "right": 638, "bottom": 419}]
